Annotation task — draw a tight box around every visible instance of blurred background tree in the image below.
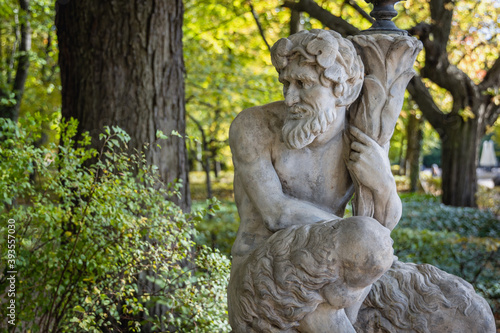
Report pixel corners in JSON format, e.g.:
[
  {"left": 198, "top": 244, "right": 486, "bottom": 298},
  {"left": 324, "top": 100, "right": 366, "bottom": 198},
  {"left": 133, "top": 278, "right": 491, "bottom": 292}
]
[
  {"left": 55, "top": 0, "right": 190, "bottom": 210},
  {"left": 0, "top": 0, "right": 59, "bottom": 141}
]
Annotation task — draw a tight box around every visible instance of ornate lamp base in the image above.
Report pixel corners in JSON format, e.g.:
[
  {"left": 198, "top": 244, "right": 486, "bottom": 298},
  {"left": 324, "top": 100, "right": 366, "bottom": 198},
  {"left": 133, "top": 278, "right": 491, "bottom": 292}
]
[{"left": 361, "top": 0, "right": 407, "bottom": 35}]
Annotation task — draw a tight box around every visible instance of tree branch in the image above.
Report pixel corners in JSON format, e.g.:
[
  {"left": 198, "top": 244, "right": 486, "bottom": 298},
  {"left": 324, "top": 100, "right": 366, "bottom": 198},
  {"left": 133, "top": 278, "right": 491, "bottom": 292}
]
[
  {"left": 429, "top": 0, "right": 453, "bottom": 49},
  {"left": 283, "top": 0, "right": 359, "bottom": 37},
  {"left": 407, "top": 76, "right": 448, "bottom": 134},
  {"left": 187, "top": 114, "right": 207, "bottom": 155},
  {"left": 421, "top": 59, "right": 478, "bottom": 114},
  {"left": 248, "top": 1, "right": 271, "bottom": 52},
  {"left": 290, "top": 8, "right": 302, "bottom": 35},
  {"left": 485, "top": 102, "right": 500, "bottom": 128},
  {"left": 344, "top": 0, "right": 374, "bottom": 23},
  {"left": 411, "top": 21, "right": 478, "bottom": 113},
  {"left": 479, "top": 56, "right": 500, "bottom": 91}
]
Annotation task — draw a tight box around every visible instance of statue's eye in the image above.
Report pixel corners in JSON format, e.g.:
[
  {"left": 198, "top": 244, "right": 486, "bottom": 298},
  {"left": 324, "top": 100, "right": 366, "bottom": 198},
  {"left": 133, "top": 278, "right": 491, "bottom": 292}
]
[{"left": 297, "top": 80, "right": 304, "bottom": 88}]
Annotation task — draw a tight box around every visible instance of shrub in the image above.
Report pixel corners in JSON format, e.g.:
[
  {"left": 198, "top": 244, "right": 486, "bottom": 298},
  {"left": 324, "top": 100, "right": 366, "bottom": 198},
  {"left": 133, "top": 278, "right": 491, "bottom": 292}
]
[
  {"left": 476, "top": 186, "right": 500, "bottom": 216},
  {"left": 193, "top": 200, "right": 239, "bottom": 257},
  {"left": 399, "top": 193, "right": 500, "bottom": 238},
  {"left": 0, "top": 117, "right": 230, "bottom": 332},
  {"left": 394, "top": 193, "right": 500, "bottom": 313}
]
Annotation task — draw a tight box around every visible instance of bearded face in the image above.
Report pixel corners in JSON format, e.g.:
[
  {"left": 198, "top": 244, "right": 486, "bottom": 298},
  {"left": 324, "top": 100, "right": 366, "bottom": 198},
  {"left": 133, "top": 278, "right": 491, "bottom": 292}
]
[
  {"left": 279, "top": 58, "right": 340, "bottom": 150},
  {"left": 282, "top": 102, "right": 336, "bottom": 150}
]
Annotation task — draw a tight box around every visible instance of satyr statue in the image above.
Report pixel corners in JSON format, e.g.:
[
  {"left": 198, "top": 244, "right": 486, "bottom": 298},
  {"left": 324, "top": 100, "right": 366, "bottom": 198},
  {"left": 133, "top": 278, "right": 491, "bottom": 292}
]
[{"left": 227, "top": 28, "right": 496, "bottom": 332}]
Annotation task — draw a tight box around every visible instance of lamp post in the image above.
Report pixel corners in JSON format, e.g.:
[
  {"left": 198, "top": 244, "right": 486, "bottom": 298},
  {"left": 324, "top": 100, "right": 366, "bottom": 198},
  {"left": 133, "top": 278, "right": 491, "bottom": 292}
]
[{"left": 362, "top": 0, "right": 406, "bottom": 35}]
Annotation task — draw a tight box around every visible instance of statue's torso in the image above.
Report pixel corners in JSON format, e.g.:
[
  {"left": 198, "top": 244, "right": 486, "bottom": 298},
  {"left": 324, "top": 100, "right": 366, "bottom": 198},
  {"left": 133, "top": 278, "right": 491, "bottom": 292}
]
[
  {"left": 272, "top": 138, "right": 353, "bottom": 216},
  {"left": 231, "top": 102, "right": 354, "bottom": 259}
]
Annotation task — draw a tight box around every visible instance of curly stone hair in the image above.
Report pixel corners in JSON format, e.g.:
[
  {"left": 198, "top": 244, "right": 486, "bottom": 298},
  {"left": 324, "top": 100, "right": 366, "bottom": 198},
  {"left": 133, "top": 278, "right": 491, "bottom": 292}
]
[
  {"left": 230, "top": 220, "right": 342, "bottom": 332},
  {"left": 270, "top": 29, "right": 364, "bottom": 106},
  {"left": 356, "top": 260, "right": 496, "bottom": 333}
]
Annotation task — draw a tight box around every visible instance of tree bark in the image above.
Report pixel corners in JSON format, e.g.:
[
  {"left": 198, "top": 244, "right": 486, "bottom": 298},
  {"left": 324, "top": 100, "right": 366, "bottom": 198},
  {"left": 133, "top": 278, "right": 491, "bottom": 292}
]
[
  {"left": 289, "top": 9, "right": 302, "bottom": 35},
  {"left": 440, "top": 117, "right": 480, "bottom": 207},
  {"left": 283, "top": 0, "right": 359, "bottom": 37},
  {"left": 406, "top": 111, "right": 422, "bottom": 192},
  {"left": 56, "top": 0, "right": 190, "bottom": 210},
  {"left": 399, "top": 135, "right": 405, "bottom": 176}
]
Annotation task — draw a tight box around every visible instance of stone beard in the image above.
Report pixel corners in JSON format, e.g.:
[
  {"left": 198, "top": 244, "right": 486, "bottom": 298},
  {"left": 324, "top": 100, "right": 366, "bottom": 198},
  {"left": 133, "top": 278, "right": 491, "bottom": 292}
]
[{"left": 282, "top": 101, "right": 336, "bottom": 150}]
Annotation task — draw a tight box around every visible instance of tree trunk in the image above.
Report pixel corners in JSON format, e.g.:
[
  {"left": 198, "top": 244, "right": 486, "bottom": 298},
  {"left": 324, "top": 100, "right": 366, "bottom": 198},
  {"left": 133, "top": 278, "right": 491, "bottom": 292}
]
[
  {"left": 56, "top": 0, "right": 190, "bottom": 210},
  {"left": 213, "top": 158, "right": 221, "bottom": 178},
  {"left": 406, "top": 112, "right": 422, "bottom": 192},
  {"left": 440, "top": 118, "right": 479, "bottom": 207},
  {"left": 56, "top": 3, "right": 189, "bottom": 330},
  {"left": 399, "top": 136, "right": 405, "bottom": 176},
  {"left": 0, "top": 0, "right": 31, "bottom": 122},
  {"left": 290, "top": 9, "right": 302, "bottom": 35},
  {"left": 204, "top": 152, "right": 213, "bottom": 200}
]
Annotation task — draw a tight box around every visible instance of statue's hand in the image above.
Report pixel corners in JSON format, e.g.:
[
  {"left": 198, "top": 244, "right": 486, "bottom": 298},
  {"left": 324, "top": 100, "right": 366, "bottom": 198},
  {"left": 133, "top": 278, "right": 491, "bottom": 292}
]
[{"left": 345, "top": 126, "right": 393, "bottom": 193}]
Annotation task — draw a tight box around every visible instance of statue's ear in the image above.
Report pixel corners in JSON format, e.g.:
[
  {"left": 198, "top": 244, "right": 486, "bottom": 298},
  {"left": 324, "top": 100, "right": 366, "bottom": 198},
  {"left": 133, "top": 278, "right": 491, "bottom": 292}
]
[{"left": 336, "top": 80, "right": 363, "bottom": 107}]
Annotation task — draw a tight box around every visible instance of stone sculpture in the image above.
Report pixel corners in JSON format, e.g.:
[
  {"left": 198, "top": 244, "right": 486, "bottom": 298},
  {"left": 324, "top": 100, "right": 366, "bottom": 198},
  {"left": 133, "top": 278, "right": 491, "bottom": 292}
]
[
  {"left": 354, "top": 261, "right": 496, "bottom": 332},
  {"left": 227, "top": 12, "right": 496, "bottom": 333},
  {"left": 230, "top": 218, "right": 394, "bottom": 332}
]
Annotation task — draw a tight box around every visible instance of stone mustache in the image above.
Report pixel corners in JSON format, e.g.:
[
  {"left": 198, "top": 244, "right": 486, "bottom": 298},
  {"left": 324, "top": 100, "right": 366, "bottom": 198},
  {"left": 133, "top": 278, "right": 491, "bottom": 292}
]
[{"left": 227, "top": 29, "right": 496, "bottom": 332}]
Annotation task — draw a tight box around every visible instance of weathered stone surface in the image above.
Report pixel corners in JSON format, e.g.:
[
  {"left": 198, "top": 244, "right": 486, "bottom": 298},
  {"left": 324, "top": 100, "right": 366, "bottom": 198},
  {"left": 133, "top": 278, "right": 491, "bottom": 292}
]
[
  {"left": 229, "top": 217, "right": 393, "bottom": 332},
  {"left": 354, "top": 260, "right": 496, "bottom": 333}
]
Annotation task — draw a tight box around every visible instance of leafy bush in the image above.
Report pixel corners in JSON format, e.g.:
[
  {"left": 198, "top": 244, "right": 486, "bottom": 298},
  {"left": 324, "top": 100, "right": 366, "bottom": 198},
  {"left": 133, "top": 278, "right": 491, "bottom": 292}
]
[
  {"left": 476, "top": 186, "right": 500, "bottom": 216},
  {"left": 0, "top": 117, "right": 231, "bottom": 332},
  {"left": 399, "top": 193, "right": 500, "bottom": 237},
  {"left": 193, "top": 200, "right": 239, "bottom": 257},
  {"left": 394, "top": 193, "right": 500, "bottom": 313}
]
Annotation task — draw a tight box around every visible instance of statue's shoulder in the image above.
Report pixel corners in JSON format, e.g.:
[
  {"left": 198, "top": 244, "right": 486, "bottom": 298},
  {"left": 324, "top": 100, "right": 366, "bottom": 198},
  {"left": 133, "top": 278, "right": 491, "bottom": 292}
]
[{"left": 229, "top": 101, "right": 285, "bottom": 149}]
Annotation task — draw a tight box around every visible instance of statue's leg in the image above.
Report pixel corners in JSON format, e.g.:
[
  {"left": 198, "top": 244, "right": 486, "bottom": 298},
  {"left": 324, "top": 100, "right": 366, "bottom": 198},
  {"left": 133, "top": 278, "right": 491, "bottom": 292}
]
[
  {"left": 344, "top": 285, "right": 372, "bottom": 324},
  {"left": 228, "top": 217, "right": 395, "bottom": 332}
]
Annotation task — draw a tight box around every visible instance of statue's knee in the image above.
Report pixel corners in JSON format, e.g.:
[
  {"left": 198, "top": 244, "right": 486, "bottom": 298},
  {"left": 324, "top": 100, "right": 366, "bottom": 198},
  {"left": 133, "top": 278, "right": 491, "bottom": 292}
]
[
  {"left": 334, "top": 217, "right": 394, "bottom": 287},
  {"left": 340, "top": 216, "right": 393, "bottom": 250}
]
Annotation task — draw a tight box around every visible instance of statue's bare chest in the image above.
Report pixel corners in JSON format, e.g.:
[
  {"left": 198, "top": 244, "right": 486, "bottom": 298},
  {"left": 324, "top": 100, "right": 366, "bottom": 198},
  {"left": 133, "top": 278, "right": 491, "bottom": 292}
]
[{"left": 271, "top": 141, "right": 353, "bottom": 215}]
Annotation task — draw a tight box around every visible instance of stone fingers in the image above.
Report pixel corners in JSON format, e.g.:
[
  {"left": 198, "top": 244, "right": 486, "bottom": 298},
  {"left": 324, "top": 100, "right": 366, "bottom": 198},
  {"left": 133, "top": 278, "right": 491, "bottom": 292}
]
[
  {"left": 349, "top": 126, "right": 374, "bottom": 147},
  {"left": 349, "top": 152, "right": 361, "bottom": 162},
  {"left": 350, "top": 141, "right": 366, "bottom": 153}
]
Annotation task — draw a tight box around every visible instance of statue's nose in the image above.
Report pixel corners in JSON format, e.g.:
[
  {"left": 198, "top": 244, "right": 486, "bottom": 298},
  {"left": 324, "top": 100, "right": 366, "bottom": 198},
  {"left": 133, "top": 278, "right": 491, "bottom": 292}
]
[{"left": 284, "top": 85, "right": 300, "bottom": 106}]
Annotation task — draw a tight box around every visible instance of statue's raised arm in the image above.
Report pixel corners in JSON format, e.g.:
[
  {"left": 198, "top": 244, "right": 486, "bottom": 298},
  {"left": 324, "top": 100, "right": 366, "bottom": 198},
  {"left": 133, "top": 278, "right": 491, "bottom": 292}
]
[{"left": 345, "top": 33, "right": 422, "bottom": 226}]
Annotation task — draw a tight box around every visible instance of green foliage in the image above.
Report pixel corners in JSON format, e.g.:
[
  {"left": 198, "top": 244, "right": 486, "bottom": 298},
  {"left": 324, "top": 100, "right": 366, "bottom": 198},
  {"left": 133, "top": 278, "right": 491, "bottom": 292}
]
[
  {"left": 193, "top": 200, "right": 240, "bottom": 257},
  {"left": 476, "top": 186, "right": 500, "bottom": 216},
  {"left": 183, "top": 0, "right": 287, "bottom": 170},
  {"left": 1, "top": 0, "right": 60, "bottom": 137},
  {"left": 398, "top": 194, "right": 500, "bottom": 237},
  {"left": 0, "top": 118, "right": 230, "bottom": 332},
  {"left": 394, "top": 193, "right": 500, "bottom": 312}
]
